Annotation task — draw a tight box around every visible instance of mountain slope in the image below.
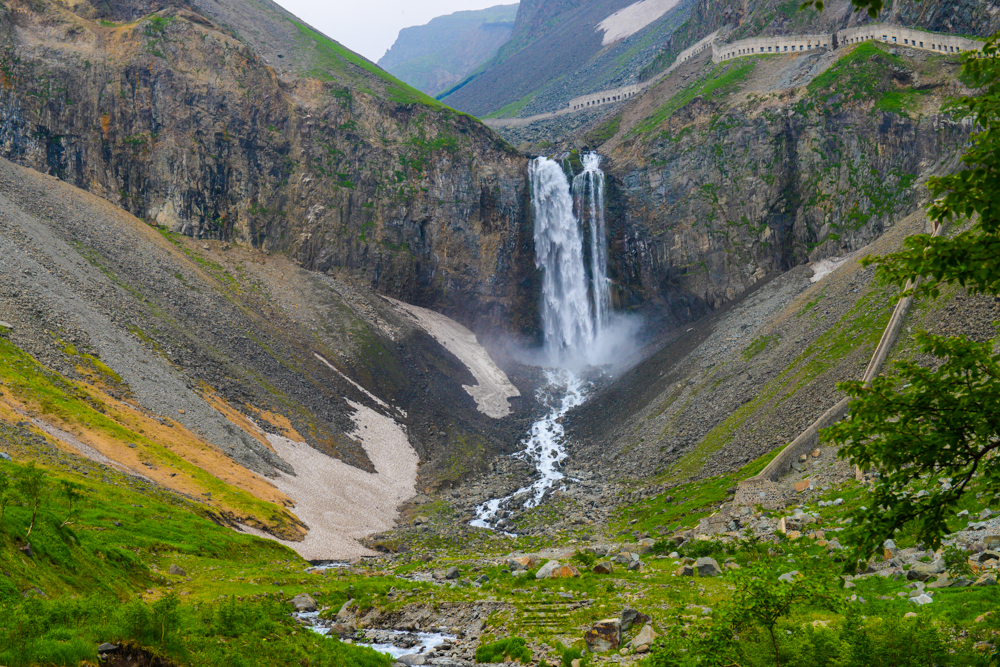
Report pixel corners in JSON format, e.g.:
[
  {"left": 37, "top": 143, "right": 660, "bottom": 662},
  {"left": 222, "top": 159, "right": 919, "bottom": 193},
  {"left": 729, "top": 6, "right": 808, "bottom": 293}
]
[
  {"left": 438, "top": 0, "right": 694, "bottom": 117},
  {"left": 378, "top": 4, "right": 518, "bottom": 96},
  {"left": 0, "top": 154, "right": 535, "bottom": 556},
  {"left": 0, "top": 0, "right": 536, "bottom": 335}
]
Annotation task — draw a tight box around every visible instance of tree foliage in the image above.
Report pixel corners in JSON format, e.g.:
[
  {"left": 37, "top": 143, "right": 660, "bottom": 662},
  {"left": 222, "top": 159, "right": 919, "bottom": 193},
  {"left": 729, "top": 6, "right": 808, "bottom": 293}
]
[{"left": 824, "top": 36, "right": 1000, "bottom": 560}]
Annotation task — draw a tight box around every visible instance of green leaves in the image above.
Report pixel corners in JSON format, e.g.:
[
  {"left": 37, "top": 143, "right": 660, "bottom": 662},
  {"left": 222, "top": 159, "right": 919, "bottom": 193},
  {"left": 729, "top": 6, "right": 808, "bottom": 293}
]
[
  {"left": 864, "top": 36, "right": 1000, "bottom": 295},
  {"left": 822, "top": 35, "right": 1000, "bottom": 563},
  {"left": 826, "top": 332, "right": 1000, "bottom": 560}
]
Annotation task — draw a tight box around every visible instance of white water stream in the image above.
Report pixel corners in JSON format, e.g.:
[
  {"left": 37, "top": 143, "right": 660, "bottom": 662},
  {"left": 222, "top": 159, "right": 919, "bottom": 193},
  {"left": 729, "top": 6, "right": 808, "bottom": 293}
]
[{"left": 472, "top": 153, "right": 610, "bottom": 531}]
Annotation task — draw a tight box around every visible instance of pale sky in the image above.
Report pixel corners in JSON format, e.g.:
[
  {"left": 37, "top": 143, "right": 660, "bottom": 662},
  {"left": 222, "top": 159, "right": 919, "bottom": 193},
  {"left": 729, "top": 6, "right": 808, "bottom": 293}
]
[{"left": 273, "top": 0, "right": 518, "bottom": 63}]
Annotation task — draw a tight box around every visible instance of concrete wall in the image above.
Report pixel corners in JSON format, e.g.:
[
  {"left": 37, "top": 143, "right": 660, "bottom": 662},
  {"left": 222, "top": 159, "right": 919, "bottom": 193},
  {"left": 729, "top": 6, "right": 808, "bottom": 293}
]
[
  {"left": 713, "top": 34, "right": 832, "bottom": 62},
  {"left": 569, "top": 83, "right": 644, "bottom": 111},
  {"left": 837, "top": 25, "right": 983, "bottom": 54}
]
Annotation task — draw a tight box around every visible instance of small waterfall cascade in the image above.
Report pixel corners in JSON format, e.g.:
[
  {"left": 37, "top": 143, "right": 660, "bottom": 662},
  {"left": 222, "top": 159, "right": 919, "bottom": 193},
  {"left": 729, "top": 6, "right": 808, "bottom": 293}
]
[
  {"left": 471, "top": 153, "right": 611, "bottom": 531},
  {"left": 573, "top": 152, "right": 610, "bottom": 331}
]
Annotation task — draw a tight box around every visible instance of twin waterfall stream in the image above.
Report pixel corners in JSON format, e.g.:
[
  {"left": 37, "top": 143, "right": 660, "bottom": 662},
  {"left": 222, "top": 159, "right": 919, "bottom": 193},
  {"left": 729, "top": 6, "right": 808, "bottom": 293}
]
[{"left": 472, "top": 152, "right": 610, "bottom": 531}]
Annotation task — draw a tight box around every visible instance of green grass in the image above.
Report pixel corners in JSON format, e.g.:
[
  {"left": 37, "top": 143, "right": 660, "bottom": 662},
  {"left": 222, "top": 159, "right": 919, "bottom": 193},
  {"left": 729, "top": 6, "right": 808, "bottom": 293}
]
[
  {"left": 483, "top": 93, "right": 534, "bottom": 119},
  {"left": 476, "top": 637, "right": 532, "bottom": 663},
  {"left": 631, "top": 59, "right": 758, "bottom": 137},
  {"left": 292, "top": 21, "right": 441, "bottom": 108}
]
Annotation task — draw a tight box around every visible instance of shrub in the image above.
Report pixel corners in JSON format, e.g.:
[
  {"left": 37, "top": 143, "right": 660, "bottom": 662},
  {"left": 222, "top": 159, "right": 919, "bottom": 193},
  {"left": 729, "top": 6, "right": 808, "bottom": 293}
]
[{"left": 476, "top": 637, "right": 532, "bottom": 664}]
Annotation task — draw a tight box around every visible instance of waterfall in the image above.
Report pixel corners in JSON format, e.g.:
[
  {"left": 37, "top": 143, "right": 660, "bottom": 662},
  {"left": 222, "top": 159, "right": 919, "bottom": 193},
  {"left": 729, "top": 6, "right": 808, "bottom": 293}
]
[
  {"left": 471, "top": 153, "right": 611, "bottom": 532},
  {"left": 530, "top": 153, "right": 610, "bottom": 362},
  {"left": 574, "top": 152, "right": 610, "bottom": 331}
]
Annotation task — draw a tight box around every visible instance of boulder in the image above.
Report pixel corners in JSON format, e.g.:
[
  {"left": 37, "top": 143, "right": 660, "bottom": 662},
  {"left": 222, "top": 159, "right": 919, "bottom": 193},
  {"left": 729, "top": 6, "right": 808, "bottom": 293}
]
[
  {"left": 337, "top": 599, "right": 355, "bottom": 621},
  {"left": 584, "top": 618, "right": 621, "bottom": 653},
  {"left": 97, "top": 643, "right": 120, "bottom": 655},
  {"left": 674, "top": 565, "right": 694, "bottom": 577},
  {"left": 976, "top": 550, "right": 1000, "bottom": 563},
  {"left": 329, "top": 622, "right": 355, "bottom": 637},
  {"left": 620, "top": 607, "right": 651, "bottom": 633},
  {"left": 593, "top": 561, "right": 614, "bottom": 575},
  {"left": 168, "top": 564, "right": 186, "bottom": 576},
  {"left": 19, "top": 543, "right": 33, "bottom": 558},
  {"left": 536, "top": 561, "right": 561, "bottom": 579},
  {"left": 445, "top": 566, "right": 461, "bottom": 580},
  {"left": 975, "top": 574, "right": 997, "bottom": 587},
  {"left": 397, "top": 654, "right": 426, "bottom": 666},
  {"left": 778, "top": 571, "right": 799, "bottom": 583},
  {"left": 507, "top": 555, "right": 539, "bottom": 571},
  {"left": 638, "top": 538, "right": 657, "bottom": 554},
  {"left": 629, "top": 624, "right": 657, "bottom": 650},
  {"left": 695, "top": 557, "right": 721, "bottom": 577},
  {"left": 292, "top": 593, "right": 318, "bottom": 613},
  {"left": 549, "top": 565, "right": 581, "bottom": 579},
  {"left": 983, "top": 535, "right": 1000, "bottom": 550},
  {"left": 627, "top": 559, "right": 642, "bottom": 571},
  {"left": 793, "top": 480, "right": 811, "bottom": 493},
  {"left": 908, "top": 594, "right": 933, "bottom": 605},
  {"left": 907, "top": 569, "right": 931, "bottom": 582},
  {"left": 0, "top": 452, "right": 11, "bottom": 462},
  {"left": 910, "top": 560, "right": 945, "bottom": 578}
]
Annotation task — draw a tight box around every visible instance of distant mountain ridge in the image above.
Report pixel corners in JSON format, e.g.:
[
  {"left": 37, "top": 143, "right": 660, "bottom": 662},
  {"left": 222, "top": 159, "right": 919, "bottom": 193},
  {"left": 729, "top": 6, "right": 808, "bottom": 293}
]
[
  {"left": 438, "top": 0, "right": 694, "bottom": 118},
  {"left": 378, "top": 4, "right": 518, "bottom": 97}
]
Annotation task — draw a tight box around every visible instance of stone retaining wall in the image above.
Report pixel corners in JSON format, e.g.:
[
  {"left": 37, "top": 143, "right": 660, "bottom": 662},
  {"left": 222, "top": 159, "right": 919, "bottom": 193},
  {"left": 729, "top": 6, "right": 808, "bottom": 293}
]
[
  {"left": 837, "top": 25, "right": 982, "bottom": 55},
  {"left": 713, "top": 34, "right": 832, "bottom": 62}
]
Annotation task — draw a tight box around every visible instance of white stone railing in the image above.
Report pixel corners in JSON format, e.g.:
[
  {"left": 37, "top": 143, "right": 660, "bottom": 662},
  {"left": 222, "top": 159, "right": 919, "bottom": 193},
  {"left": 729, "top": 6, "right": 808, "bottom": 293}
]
[
  {"left": 713, "top": 33, "right": 832, "bottom": 61},
  {"left": 497, "top": 24, "right": 986, "bottom": 124},
  {"left": 836, "top": 25, "right": 983, "bottom": 55}
]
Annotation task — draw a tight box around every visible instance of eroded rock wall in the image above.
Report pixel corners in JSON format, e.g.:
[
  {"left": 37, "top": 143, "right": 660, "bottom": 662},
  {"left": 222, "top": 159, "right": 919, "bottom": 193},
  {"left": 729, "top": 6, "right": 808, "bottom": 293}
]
[{"left": 0, "top": 0, "right": 537, "bottom": 333}]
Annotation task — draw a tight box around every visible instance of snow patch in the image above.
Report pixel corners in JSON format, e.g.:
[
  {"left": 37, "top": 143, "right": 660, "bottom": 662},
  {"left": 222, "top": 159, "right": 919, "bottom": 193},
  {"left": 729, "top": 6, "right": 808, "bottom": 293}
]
[
  {"left": 385, "top": 297, "right": 519, "bottom": 418},
  {"left": 242, "top": 399, "right": 417, "bottom": 560},
  {"left": 597, "top": 0, "right": 682, "bottom": 46}
]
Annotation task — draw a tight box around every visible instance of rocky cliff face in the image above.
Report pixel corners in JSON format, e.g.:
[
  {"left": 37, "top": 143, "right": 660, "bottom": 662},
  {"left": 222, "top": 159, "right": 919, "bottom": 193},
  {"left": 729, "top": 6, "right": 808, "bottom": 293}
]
[
  {"left": 0, "top": 0, "right": 537, "bottom": 333},
  {"left": 589, "top": 42, "right": 972, "bottom": 316}
]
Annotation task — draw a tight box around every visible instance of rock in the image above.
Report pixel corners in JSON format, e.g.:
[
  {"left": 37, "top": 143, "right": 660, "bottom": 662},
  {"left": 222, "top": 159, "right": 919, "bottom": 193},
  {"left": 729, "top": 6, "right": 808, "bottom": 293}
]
[
  {"left": 680, "top": 557, "right": 696, "bottom": 565},
  {"left": 627, "top": 559, "right": 642, "bottom": 571},
  {"left": 793, "top": 480, "right": 811, "bottom": 493},
  {"left": 97, "top": 643, "right": 120, "bottom": 654},
  {"left": 413, "top": 516, "right": 428, "bottom": 525},
  {"left": 778, "top": 570, "right": 799, "bottom": 583},
  {"left": 983, "top": 535, "right": 1000, "bottom": 550},
  {"left": 629, "top": 624, "right": 658, "bottom": 650},
  {"left": 620, "top": 607, "right": 650, "bottom": 633},
  {"left": 337, "top": 599, "right": 355, "bottom": 621},
  {"left": 910, "top": 560, "right": 945, "bottom": 578},
  {"left": 507, "top": 555, "right": 539, "bottom": 571},
  {"left": 584, "top": 618, "right": 621, "bottom": 653},
  {"left": 975, "top": 612, "right": 994, "bottom": 623},
  {"left": 675, "top": 565, "right": 694, "bottom": 576},
  {"left": 906, "top": 569, "right": 931, "bottom": 582},
  {"left": 329, "top": 622, "right": 355, "bottom": 637},
  {"left": 904, "top": 612, "right": 918, "bottom": 619},
  {"left": 976, "top": 551, "right": 1000, "bottom": 564},
  {"left": 668, "top": 551, "right": 679, "bottom": 558},
  {"left": 927, "top": 576, "right": 954, "bottom": 589},
  {"left": 695, "top": 557, "right": 721, "bottom": 577},
  {"left": 549, "top": 564, "right": 581, "bottom": 578},
  {"left": 908, "top": 594, "right": 933, "bottom": 605},
  {"left": 292, "top": 593, "right": 317, "bottom": 613},
  {"left": 397, "top": 654, "right": 426, "bottom": 666},
  {"left": 593, "top": 561, "right": 614, "bottom": 575},
  {"left": 536, "top": 561, "right": 561, "bottom": 579},
  {"left": 19, "top": 544, "right": 32, "bottom": 558},
  {"left": 974, "top": 574, "right": 997, "bottom": 587},
  {"left": 445, "top": 567, "right": 460, "bottom": 580},
  {"left": 168, "top": 564, "right": 186, "bottom": 576},
  {"left": 638, "top": 538, "right": 656, "bottom": 554},
  {"left": 0, "top": 452, "right": 11, "bottom": 462},
  {"left": 786, "top": 530, "right": 802, "bottom": 540}
]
